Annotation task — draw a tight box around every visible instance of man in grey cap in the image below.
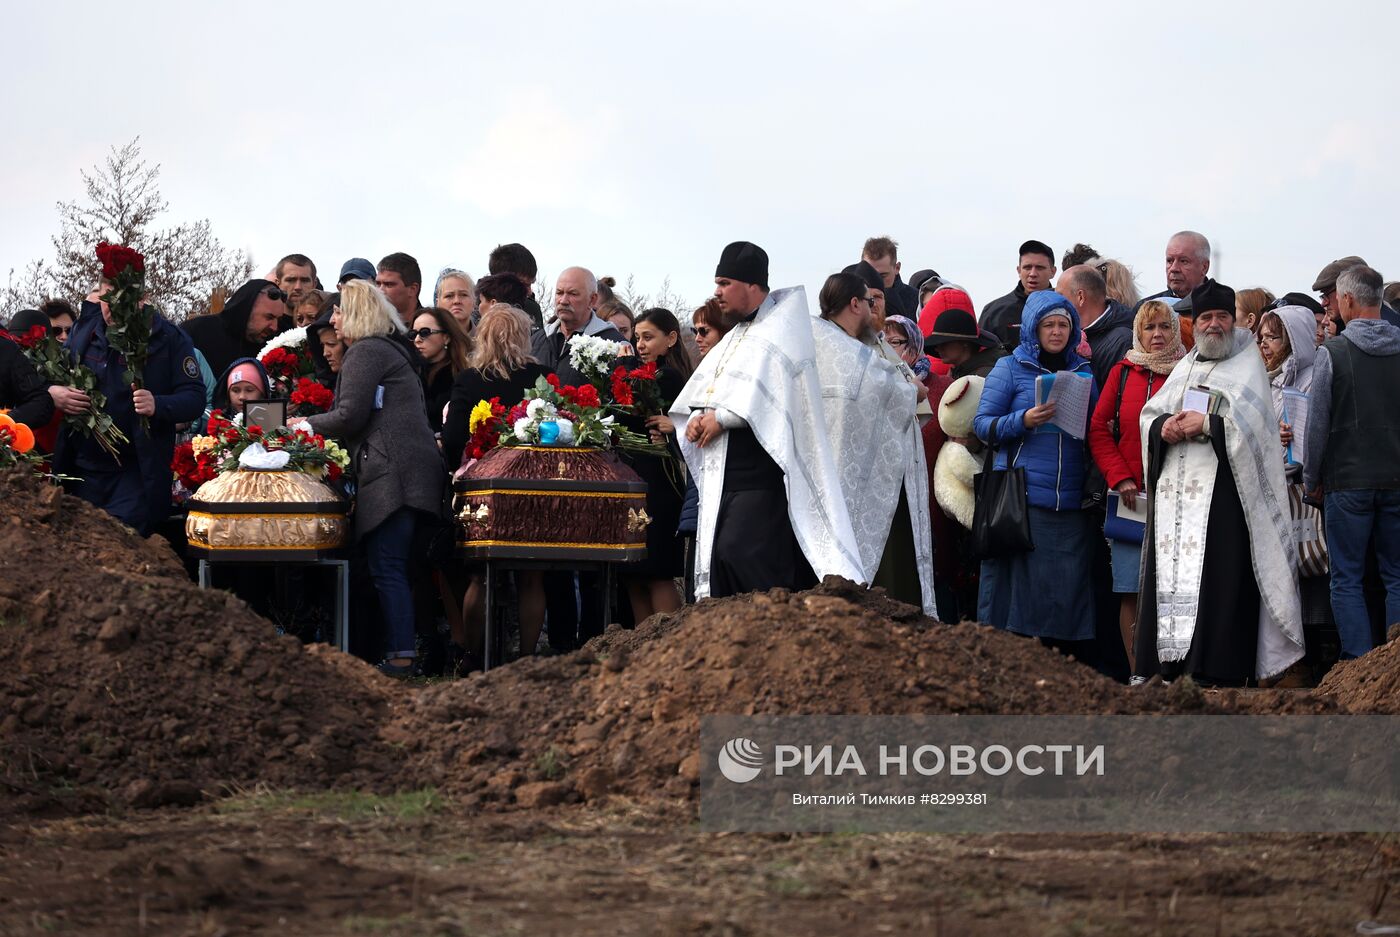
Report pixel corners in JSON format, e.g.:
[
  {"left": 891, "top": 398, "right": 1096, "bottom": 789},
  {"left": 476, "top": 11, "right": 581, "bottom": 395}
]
[{"left": 1313, "top": 255, "right": 1400, "bottom": 328}]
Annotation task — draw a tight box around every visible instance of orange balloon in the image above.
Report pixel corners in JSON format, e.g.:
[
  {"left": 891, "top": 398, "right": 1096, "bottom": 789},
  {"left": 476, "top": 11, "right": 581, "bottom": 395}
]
[{"left": 7, "top": 422, "right": 34, "bottom": 454}]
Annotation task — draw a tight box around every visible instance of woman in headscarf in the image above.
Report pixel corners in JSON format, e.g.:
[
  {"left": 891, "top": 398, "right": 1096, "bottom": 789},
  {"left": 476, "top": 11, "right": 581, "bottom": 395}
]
[
  {"left": 1257, "top": 305, "right": 1317, "bottom": 458},
  {"left": 1257, "top": 303, "right": 1328, "bottom": 685},
  {"left": 883, "top": 314, "right": 936, "bottom": 381},
  {"left": 1087, "top": 299, "right": 1185, "bottom": 668},
  {"left": 973, "top": 291, "right": 1100, "bottom": 651}
]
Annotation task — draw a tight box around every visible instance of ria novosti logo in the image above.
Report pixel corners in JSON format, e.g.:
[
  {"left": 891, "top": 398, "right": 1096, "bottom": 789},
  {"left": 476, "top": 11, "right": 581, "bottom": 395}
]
[{"left": 717, "top": 737, "right": 764, "bottom": 783}]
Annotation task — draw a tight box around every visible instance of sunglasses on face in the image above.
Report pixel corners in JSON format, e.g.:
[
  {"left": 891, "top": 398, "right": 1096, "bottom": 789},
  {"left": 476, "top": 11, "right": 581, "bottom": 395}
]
[
  {"left": 50, "top": 325, "right": 72, "bottom": 337},
  {"left": 262, "top": 287, "right": 287, "bottom": 302},
  {"left": 694, "top": 326, "right": 712, "bottom": 337},
  {"left": 411, "top": 327, "right": 446, "bottom": 340}
]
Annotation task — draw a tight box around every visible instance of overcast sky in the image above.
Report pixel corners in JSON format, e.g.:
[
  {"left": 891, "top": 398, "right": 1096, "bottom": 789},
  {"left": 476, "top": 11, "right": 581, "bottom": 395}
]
[{"left": 4, "top": 0, "right": 1397, "bottom": 315}]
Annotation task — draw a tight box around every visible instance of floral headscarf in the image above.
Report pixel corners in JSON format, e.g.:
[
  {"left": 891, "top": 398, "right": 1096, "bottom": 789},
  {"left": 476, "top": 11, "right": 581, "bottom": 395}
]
[
  {"left": 1125, "top": 299, "right": 1186, "bottom": 376},
  {"left": 884, "top": 314, "right": 930, "bottom": 378}
]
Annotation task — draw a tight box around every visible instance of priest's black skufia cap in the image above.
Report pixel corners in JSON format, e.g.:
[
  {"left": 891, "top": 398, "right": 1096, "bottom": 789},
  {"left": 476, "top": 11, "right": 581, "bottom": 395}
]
[
  {"left": 715, "top": 241, "right": 769, "bottom": 289},
  {"left": 842, "top": 260, "right": 885, "bottom": 293},
  {"left": 1189, "top": 278, "right": 1236, "bottom": 318}
]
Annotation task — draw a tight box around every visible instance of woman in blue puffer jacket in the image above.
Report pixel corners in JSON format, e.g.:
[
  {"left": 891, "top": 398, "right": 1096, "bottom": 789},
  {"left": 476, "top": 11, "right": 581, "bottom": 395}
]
[{"left": 972, "top": 290, "right": 1099, "bottom": 647}]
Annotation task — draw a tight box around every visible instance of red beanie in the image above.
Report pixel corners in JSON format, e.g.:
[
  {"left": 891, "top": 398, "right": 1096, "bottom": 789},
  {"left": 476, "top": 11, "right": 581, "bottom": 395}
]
[{"left": 917, "top": 287, "right": 976, "bottom": 337}]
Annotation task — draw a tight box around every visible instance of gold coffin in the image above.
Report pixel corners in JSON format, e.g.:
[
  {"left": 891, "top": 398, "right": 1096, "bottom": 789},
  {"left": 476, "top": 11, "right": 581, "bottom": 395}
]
[
  {"left": 186, "top": 470, "right": 349, "bottom": 561},
  {"left": 455, "top": 446, "right": 649, "bottom": 562}
]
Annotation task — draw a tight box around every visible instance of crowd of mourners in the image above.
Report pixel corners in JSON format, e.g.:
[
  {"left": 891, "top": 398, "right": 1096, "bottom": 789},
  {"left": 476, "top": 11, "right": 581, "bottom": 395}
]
[{"left": 2, "top": 233, "right": 1399, "bottom": 688}]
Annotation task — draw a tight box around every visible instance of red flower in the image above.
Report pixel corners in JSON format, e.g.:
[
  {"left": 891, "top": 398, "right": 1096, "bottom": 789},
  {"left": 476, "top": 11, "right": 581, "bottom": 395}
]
[
  {"left": 546, "top": 374, "right": 560, "bottom": 388},
  {"left": 95, "top": 241, "right": 145, "bottom": 278},
  {"left": 628, "top": 362, "right": 658, "bottom": 381},
  {"left": 289, "top": 377, "right": 334, "bottom": 414},
  {"left": 573, "top": 383, "right": 600, "bottom": 408},
  {"left": 15, "top": 325, "right": 49, "bottom": 350},
  {"left": 610, "top": 371, "right": 634, "bottom": 407},
  {"left": 247, "top": 424, "right": 263, "bottom": 437},
  {"left": 327, "top": 462, "right": 342, "bottom": 481}
]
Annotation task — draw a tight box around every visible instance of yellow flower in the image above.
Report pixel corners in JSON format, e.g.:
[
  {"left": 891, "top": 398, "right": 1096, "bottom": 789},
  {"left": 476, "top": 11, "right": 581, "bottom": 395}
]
[
  {"left": 191, "top": 435, "right": 216, "bottom": 456},
  {"left": 323, "top": 440, "right": 349, "bottom": 468},
  {"left": 469, "top": 399, "right": 494, "bottom": 434}
]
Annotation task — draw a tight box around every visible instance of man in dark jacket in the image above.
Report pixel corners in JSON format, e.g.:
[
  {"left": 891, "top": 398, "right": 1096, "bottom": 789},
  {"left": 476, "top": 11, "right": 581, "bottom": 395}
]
[
  {"left": 861, "top": 236, "right": 919, "bottom": 320},
  {"left": 530, "top": 266, "right": 633, "bottom": 386},
  {"left": 1304, "top": 266, "right": 1400, "bottom": 661},
  {"left": 183, "top": 279, "right": 285, "bottom": 378},
  {"left": 1313, "top": 255, "right": 1400, "bottom": 328},
  {"left": 54, "top": 298, "right": 204, "bottom": 535},
  {"left": 1058, "top": 265, "right": 1135, "bottom": 389},
  {"left": 1140, "top": 230, "right": 1211, "bottom": 308},
  {"left": 978, "top": 239, "right": 1056, "bottom": 350},
  {"left": 488, "top": 242, "right": 545, "bottom": 330}
]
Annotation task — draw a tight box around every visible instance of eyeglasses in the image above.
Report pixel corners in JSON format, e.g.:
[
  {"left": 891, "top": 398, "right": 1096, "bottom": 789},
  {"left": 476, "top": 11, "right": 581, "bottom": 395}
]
[
  {"left": 694, "top": 327, "right": 712, "bottom": 337},
  {"left": 1257, "top": 333, "right": 1283, "bottom": 344},
  {"left": 50, "top": 325, "right": 72, "bottom": 337},
  {"left": 860, "top": 297, "right": 876, "bottom": 308},
  {"left": 887, "top": 338, "right": 909, "bottom": 347},
  {"left": 262, "top": 287, "right": 288, "bottom": 302},
  {"left": 411, "top": 327, "right": 446, "bottom": 340}
]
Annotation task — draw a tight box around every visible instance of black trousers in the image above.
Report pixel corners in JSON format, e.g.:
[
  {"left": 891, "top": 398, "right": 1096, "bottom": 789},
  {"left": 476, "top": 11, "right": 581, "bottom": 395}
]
[{"left": 709, "top": 488, "right": 817, "bottom": 597}]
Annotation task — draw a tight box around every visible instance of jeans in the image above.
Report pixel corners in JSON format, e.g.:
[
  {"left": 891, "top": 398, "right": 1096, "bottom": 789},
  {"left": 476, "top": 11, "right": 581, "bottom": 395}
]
[
  {"left": 1325, "top": 489, "right": 1400, "bottom": 659},
  {"left": 365, "top": 507, "right": 418, "bottom": 659}
]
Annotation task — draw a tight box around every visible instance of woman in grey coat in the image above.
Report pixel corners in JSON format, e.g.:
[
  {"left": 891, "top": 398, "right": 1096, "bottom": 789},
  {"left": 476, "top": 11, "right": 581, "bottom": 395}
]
[{"left": 297, "top": 280, "right": 444, "bottom": 676}]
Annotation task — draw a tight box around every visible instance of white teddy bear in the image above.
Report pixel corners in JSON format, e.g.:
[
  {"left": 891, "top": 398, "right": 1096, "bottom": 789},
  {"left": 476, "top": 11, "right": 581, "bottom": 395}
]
[{"left": 933, "top": 375, "right": 985, "bottom": 529}]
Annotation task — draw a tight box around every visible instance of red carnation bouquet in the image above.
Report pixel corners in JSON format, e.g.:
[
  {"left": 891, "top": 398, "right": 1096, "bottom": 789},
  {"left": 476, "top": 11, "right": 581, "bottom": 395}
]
[
  {"left": 260, "top": 345, "right": 315, "bottom": 395},
  {"left": 289, "top": 376, "right": 334, "bottom": 417},
  {"left": 612, "top": 361, "right": 664, "bottom": 416}
]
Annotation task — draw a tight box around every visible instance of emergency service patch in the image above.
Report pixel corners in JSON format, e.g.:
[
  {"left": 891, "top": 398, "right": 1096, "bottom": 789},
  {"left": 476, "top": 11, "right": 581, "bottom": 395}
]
[{"left": 183, "top": 356, "right": 199, "bottom": 380}]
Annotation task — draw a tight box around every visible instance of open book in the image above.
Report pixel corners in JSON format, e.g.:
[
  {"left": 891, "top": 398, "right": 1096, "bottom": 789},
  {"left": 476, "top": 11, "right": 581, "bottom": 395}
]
[{"left": 1033, "top": 372, "right": 1093, "bottom": 439}]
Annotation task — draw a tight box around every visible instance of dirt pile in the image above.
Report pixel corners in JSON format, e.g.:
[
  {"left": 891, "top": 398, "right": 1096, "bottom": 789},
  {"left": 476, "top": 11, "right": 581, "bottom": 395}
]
[
  {"left": 1317, "top": 632, "right": 1400, "bottom": 712},
  {"left": 394, "top": 578, "right": 1334, "bottom": 807},
  {"left": 0, "top": 471, "right": 398, "bottom": 814}
]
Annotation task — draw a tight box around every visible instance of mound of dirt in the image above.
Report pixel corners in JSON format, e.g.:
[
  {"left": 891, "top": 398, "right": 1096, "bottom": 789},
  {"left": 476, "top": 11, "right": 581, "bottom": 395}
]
[
  {"left": 0, "top": 471, "right": 398, "bottom": 814},
  {"left": 393, "top": 577, "right": 1336, "bottom": 808},
  {"left": 1317, "top": 632, "right": 1400, "bottom": 712}
]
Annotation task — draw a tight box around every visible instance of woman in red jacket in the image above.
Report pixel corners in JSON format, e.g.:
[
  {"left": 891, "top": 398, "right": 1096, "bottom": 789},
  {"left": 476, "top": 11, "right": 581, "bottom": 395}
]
[{"left": 1088, "top": 299, "right": 1185, "bottom": 667}]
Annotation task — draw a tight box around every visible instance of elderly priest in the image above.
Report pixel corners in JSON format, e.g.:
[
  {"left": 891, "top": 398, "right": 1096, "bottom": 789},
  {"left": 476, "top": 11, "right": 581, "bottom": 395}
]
[{"left": 1135, "top": 279, "right": 1304, "bottom": 685}]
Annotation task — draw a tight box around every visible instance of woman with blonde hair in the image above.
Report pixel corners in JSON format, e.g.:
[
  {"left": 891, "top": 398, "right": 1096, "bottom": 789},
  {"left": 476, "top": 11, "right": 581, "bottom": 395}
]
[
  {"left": 298, "top": 279, "right": 445, "bottom": 677},
  {"left": 1095, "top": 258, "right": 1142, "bottom": 309},
  {"left": 433, "top": 268, "right": 477, "bottom": 334},
  {"left": 439, "top": 303, "right": 553, "bottom": 666},
  {"left": 1087, "top": 299, "right": 1185, "bottom": 668}
]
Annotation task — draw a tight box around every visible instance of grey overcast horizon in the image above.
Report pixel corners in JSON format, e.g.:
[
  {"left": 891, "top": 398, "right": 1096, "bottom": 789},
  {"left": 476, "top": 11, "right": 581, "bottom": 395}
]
[{"left": 4, "top": 0, "right": 1396, "bottom": 314}]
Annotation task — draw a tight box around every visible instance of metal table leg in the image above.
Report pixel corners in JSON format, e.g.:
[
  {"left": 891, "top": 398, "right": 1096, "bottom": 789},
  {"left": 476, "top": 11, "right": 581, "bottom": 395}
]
[
  {"left": 335, "top": 559, "right": 349, "bottom": 653},
  {"left": 483, "top": 559, "right": 495, "bottom": 671},
  {"left": 198, "top": 559, "right": 210, "bottom": 589}
]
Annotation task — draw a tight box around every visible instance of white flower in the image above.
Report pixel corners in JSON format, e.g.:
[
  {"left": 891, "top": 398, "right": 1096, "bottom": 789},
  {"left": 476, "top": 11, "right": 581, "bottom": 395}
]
[
  {"left": 556, "top": 419, "right": 575, "bottom": 445},
  {"left": 526, "top": 398, "right": 547, "bottom": 418},
  {"left": 566, "top": 333, "right": 626, "bottom": 376},
  {"left": 258, "top": 326, "right": 309, "bottom": 359},
  {"left": 513, "top": 417, "right": 533, "bottom": 441}
]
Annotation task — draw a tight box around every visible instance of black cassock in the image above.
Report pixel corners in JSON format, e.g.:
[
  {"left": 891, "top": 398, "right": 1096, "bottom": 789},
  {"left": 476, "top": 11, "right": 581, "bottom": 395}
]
[
  {"left": 708, "top": 428, "right": 817, "bottom": 598},
  {"left": 1135, "top": 413, "right": 1259, "bottom": 686}
]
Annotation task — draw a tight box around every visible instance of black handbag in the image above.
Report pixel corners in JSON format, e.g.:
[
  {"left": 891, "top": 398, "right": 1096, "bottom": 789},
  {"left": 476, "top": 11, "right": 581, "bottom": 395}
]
[{"left": 971, "top": 435, "right": 1034, "bottom": 560}]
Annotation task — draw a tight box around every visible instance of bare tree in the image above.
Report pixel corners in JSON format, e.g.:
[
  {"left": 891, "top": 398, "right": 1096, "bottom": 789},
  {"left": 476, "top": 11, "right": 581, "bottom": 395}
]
[
  {"left": 4, "top": 138, "right": 254, "bottom": 324},
  {"left": 616, "top": 274, "right": 697, "bottom": 317},
  {"left": 1, "top": 260, "right": 55, "bottom": 326}
]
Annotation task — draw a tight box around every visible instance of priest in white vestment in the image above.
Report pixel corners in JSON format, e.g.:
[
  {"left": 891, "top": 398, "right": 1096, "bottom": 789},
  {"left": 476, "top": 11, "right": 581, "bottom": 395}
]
[
  {"left": 811, "top": 269, "right": 938, "bottom": 617},
  {"left": 670, "top": 242, "right": 864, "bottom": 601},
  {"left": 1136, "top": 279, "right": 1304, "bottom": 684}
]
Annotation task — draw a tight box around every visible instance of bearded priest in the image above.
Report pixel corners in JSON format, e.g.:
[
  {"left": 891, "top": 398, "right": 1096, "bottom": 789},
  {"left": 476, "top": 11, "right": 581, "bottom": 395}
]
[{"left": 1135, "top": 279, "right": 1304, "bottom": 685}]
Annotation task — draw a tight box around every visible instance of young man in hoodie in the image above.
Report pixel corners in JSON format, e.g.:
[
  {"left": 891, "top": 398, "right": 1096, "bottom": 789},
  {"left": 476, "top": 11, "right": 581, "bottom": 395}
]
[
  {"left": 1304, "top": 265, "right": 1400, "bottom": 660},
  {"left": 1057, "top": 265, "right": 1135, "bottom": 390}
]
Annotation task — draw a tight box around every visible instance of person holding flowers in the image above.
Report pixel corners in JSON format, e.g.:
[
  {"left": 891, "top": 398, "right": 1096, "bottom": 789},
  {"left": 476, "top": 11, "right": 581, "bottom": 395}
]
[
  {"left": 53, "top": 244, "right": 204, "bottom": 535},
  {"left": 0, "top": 313, "right": 56, "bottom": 435},
  {"left": 292, "top": 279, "right": 444, "bottom": 677},
  {"left": 619, "top": 307, "right": 693, "bottom": 622}
]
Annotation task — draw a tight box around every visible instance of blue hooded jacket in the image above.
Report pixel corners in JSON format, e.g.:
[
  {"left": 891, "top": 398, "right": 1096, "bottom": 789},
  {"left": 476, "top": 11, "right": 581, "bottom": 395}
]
[{"left": 973, "top": 291, "right": 1099, "bottom": 511}]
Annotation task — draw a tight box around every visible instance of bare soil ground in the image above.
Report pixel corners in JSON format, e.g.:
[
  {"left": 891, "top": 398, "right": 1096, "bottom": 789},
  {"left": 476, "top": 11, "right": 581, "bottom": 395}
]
[{"left": 3, "top": 470, "right": 1399, "bottom": 935}]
